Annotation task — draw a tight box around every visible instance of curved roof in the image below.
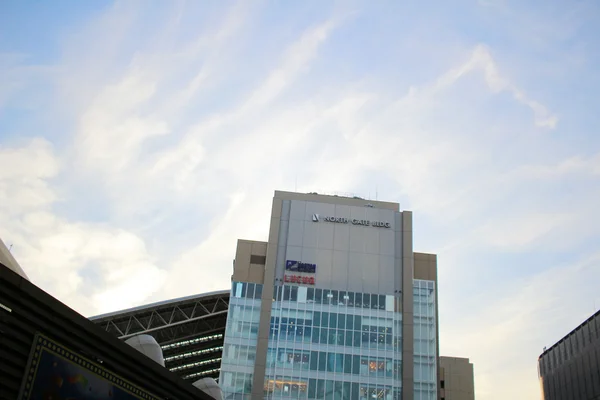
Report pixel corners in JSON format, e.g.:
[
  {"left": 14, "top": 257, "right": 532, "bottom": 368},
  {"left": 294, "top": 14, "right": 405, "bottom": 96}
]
[
  {"left": 0, "top": 237, "right": 29, "bottom": 280},
  {"left": 91, "top": 290, "right": 230, "bottom": 382}
]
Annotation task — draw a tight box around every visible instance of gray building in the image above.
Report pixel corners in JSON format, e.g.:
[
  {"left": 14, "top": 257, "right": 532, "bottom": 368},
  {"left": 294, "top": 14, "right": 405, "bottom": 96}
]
[
  {"left": 439, "top": 357, "right": 474, "bottom": 400},
  {"left": 538, "top": 310, "right": 600, "bottom": 400},
  {"left": 218, "top": 191, "right": 439, "bottom": 400}
]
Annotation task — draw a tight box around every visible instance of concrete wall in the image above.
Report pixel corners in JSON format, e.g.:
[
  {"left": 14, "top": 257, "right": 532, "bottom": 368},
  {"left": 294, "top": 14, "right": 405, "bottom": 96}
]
[
  {"left": 232, "top": 239, "right": 267, "bottom": 284},
  {"left": 439, "top": 357, "right": 475, "bottom": 400},
  {"left": 273, "top": 198, "right": 400, "bottom": 295},
  {"left": 414, "top": 252, "right": 437, "bottom": 281}
]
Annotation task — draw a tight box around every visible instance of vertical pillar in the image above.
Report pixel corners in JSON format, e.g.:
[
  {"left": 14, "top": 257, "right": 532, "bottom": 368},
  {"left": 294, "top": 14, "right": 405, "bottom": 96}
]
[
  {"left": 251, "top": 197, "right": 282, "bottom": 399},
  {"left": 402, "top": 211, "right": 414, "bottom": 400}
]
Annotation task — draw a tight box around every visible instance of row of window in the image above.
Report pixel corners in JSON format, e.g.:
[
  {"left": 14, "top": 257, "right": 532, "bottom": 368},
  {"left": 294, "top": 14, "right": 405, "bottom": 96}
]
[
  {"left": 271, "top": 312, "right": 398, "bottom": 330},
  {"left": 222, "top": 344, "right": 256, "bottom": 367},
  {"left": 224, "top": 318, "right": 403, "bottom": 352},
  {"left": 264, "top": 377, "right": 400, "bottom": 400},
  {"left": 231, "top": 281, "right": 402, "bottom": 314},
  {"left": 413, "top": 339, "right": 436, "bottom": 357},
  {"left": 413, "top": 362, "right": 437, "bottom": 384},
  {"left": 413, "top": 302, "right": 435, "bottom": 317},
  {"left": 232, "top": 281, "right": 264, "bottom": 300},
  {"left": 220, "top": 370, "right": 403, "bottom": 399},
  {"left": 220, "top": 283, "right": 263, "bottom": 398},
  {"left": 265, "top": 348, "right": 401, "bottom": 378},
  {"left": 228, "top": 305, "right": 261, "bottom": 322},
  {"left": 274, "top": 285, "right": 397, "bottom": 312},
  {"left": 269, "top": 325, "right": 401, "bottom": 351},
  {"left": 230, "top": 278, "right": 435, "bottom": 306},
  {"left": 226, "top": 320, "right": 260, "bottom": 340},
  {"left": 412, "top": 280, "right": 437, "bottom": 398},
  {"left": 414, "top": 323, "right": 435, "bottom": 340},
  {"left": 220, "top": 371, "right": 253, "bottom": 396},
  {"left": 414, "top": 382, "right": 437, "bottom": 400},
  {"left": 268, "top": 310, "right": 402, "bottom": 351}
]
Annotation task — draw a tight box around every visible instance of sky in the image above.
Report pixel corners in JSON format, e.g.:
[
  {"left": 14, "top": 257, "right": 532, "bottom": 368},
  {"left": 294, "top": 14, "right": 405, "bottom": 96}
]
[{"left": 1, "top": 0, "right": 600, "bottom": 398}]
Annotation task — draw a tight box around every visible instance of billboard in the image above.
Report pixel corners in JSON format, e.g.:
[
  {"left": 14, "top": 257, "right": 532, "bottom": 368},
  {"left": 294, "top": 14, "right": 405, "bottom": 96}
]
[
  {"left": 285, "top": 260, "right": 316, "bottom": 273},
  {"left": 18, "top": 333, "right": 160, "bottom": 400}
]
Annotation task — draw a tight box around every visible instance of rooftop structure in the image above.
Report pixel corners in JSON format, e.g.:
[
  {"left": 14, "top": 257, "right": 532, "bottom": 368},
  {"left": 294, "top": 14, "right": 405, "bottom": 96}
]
[{"left": 91, "top": 290, "right": 229, "bottom": 382}]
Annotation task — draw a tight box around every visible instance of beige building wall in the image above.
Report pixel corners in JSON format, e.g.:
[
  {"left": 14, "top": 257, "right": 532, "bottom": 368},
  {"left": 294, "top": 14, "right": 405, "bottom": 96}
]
[
  {"left": 414, "top": 252, "right": 437, "bottom": 281},
  {"left": 231, "top": 239, "right": 267, "bottom": 284},
  {"left": 439, "top": 356, "right": 475, "bottom": 400}
]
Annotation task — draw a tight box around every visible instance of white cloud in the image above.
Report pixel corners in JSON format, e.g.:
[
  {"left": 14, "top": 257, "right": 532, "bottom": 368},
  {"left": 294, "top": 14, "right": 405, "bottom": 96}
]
[
  {"left": 239, "top": 18, "right": 340, "bottom": 114},
  {"left": 427, "top": 45, "right": 558, "bottom": 128},
  {"left": 145, "top": 16, "right": 346, "bottom": 194},
  {"left": 474, "top": 213, "right": 573, "bottom": 249},
  {"left": 0, "top": 138, "right": 59, "bottom": 211},
  {"left": 515, "top": 152, "right": 600, "bottom": 178},
  {"left": 0, "top": 139, "right": 165, "bottom": 316}
]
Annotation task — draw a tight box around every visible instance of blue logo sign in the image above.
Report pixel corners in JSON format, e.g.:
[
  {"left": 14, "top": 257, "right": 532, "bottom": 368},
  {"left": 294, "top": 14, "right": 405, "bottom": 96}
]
[{"left": 286, "top": 260, "right": 316, "bottom": 273}]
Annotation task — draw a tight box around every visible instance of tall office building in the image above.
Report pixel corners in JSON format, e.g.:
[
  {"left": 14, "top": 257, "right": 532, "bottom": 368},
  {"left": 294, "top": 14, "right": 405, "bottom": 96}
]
[
  {"left": 219, "top": 191, "right": 439, "bottom": 400},
  {"left": 538, "top": 310, "right": 600, "bottom": 400}
]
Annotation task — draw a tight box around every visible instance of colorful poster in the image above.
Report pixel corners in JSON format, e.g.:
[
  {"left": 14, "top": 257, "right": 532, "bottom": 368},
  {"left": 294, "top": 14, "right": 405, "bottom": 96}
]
[{"left": 19, "top": 333, "right": 160, "bottom": 400}]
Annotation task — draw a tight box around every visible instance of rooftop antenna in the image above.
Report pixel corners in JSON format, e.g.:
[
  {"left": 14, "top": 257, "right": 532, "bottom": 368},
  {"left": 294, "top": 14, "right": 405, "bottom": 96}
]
[{"left": 8, "top": 244, "right": 12, "bottom": 252}]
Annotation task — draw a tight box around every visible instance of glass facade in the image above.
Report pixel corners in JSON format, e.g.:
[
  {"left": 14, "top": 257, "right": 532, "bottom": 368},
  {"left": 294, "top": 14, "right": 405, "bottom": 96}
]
[
  {"left": 220, "top": 282, "right": 263, "bottom": 399},
  {"left": 413, "top": 280, "right": 437, "bottom": 400},
  {"left": 263, "top": 284, "right": 403, "bottom": 400},
  {"left": 220, "top": 280, "right": 437, "bottom": 400}
]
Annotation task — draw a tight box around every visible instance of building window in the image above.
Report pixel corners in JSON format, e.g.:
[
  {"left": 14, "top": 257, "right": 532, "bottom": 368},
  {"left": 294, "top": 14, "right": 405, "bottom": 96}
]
[
  {"left": 263, "top": 285, "right": 406, "bottom": 400},
  {"left": 441, "top": 380, "right": 445, "bottom": 389},
  {"left": 250, "top": 254, "right": 266, "bottom": 264}
]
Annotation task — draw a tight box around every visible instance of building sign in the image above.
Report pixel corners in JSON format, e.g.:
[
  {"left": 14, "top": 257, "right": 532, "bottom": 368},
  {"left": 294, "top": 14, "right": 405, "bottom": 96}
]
[
  {"left": 284, "top": 275, "right": 315, "bottom": 285},
  {"left": 286, "top": 260, "right": 316, "bottom": 273},
  {"left": 312, "top": 213, "right": 391, "bottom": 228},
  {"left": 284, "top": 260, "right": 316, "bottom": 285},
  {"left": 19, "top": 333, "right": 160, "bottom": 400}
]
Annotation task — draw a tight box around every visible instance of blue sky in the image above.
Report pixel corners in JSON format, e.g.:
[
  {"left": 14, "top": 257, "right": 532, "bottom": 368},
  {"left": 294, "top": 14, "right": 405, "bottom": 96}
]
[{"left": 1, "top": 1, "right": 600, "bottom": 398}]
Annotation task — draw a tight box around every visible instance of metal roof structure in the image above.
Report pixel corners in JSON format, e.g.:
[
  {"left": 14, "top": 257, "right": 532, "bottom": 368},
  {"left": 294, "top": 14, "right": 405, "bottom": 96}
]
[
  {"left": 90, "top": 290, "right": 230, "bottom": 382},
  {"left": 0, "top": 263, "right": 214, "bottom": 400}
]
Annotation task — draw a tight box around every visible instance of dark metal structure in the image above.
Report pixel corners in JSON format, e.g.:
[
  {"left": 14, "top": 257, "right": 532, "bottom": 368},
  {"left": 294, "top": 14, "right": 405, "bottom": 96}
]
[
  {"left": 0, "top": 262, "right": 215, "bottom": 400},
  {"left": 538, "top": 309, "right": 600, "bottom": 400},
  {"left": 90, "top": 290, "right": 230, "bottom": 382}
]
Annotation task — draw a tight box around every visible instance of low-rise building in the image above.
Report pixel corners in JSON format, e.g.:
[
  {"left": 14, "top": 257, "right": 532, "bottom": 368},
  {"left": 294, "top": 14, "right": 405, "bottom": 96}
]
[{"left": 439, "top": 357, "right": 474, "bottom": 400}]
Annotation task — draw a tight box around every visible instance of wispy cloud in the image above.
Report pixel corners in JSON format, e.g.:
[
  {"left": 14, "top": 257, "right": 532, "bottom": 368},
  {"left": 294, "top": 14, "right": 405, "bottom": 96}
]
[{"left": 428, "top": 45, "right": 558, "bottom": 128}]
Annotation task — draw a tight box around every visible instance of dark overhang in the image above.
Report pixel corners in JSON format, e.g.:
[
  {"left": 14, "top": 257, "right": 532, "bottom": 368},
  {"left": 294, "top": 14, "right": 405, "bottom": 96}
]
[{"left": 0, "top": 263, "right": 215, "bottom": 399}]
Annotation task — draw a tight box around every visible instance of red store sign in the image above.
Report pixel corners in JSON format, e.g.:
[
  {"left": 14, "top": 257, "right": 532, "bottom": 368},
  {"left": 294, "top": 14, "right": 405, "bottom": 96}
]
[{"left": 284, "top": 275, "right": 315, "bottom": 285}]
